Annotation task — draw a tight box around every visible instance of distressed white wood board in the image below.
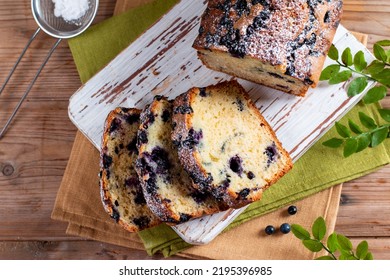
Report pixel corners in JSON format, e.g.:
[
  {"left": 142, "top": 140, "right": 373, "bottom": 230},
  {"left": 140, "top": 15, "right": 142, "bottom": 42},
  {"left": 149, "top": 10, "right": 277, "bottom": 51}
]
[{"left": 68, "top": 0, "right": 376, "bottom": 245}]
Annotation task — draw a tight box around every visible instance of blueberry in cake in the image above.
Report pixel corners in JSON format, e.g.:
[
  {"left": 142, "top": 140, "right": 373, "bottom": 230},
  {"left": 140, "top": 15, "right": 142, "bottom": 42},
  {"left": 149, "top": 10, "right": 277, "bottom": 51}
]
[
  {"left": 172, "top": 80, "right": 293, "bottom": 208},
  {"left": 193, "top": 0, "right": 343, "bottom": 96},
  {"left": 135, "top": 96, "right": 227, "bottom": 224},
  {"left": 100, "top": 107, "right": 161, "bottom": 232}
]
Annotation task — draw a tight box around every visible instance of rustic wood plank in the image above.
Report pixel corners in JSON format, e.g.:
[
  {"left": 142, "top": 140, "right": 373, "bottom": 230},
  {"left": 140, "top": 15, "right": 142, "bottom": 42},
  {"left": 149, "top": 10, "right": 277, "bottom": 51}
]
[
  {"left": 0, "top": 240, "right": 184, "bottom": 260},
  {"left": 350, "top": 238, "right": 390, "bottom": 260},
  {"left": 0, "top": 0, "right": 116, "bottom": 242},
  {"left": 337, "top": 165, "right": 390, "bottom": 236},
  {"left": 0, "top": 100, "right": 77, "bottom": 239}
]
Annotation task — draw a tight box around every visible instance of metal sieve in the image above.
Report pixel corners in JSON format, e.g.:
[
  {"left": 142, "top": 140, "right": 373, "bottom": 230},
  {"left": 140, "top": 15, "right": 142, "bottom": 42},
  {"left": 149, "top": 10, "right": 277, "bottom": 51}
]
[{"left": 0, "top": 0, "right": 99, "bottom": 138}]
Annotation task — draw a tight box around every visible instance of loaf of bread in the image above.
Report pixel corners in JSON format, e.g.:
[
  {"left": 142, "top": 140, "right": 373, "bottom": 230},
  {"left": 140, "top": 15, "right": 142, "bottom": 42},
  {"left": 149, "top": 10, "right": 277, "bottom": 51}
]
[
  {"left": 172, "top": 80, "right": 293, "bottom": 208},
  {"left": 193, "top": 0, "right": 343, "bottom": 96},
  {"left": 100, "top": 107, "right": 161, "bottom": 232},
  {"left": 135, "top": 96, "right": 228, "bottom": 224}
]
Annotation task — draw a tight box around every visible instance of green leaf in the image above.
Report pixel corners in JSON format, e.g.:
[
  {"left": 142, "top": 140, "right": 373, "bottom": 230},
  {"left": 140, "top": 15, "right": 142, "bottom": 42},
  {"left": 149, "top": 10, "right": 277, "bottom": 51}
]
[
  {"left": 329, "top": 70, "right": 352, "bottom": 84},
  {"left": 364, "top": 252, "right": 374, "bottom": 260},
  {"left": 353, "top": 51, "right": 367, "bottom": 72},
  {"left": 328, "top": 44, "right": 339, "bottom": 60},
  {"left": 327, "top": 233, "right": 339, "bottom": 253},
  {"left": 374, "top": 43, "right": 388, "bottom": 62},
  {"left": 363, "top": 86, "right": 387, "bottom": 104},
  {"left": 291, "top": 224, "right": 311, "bottom": 240},
  {"left": 378, "top": 78, "right": 390, "bottom": 88},
  {"left": 343, "top": 138, "right": 358, "bottom": 157},
  {"left": 359, "top": 112, "right": 378, "bottom": 129},
  {"left": 337, "top": 234, "right": 353, "bottom": 252},
  {"left": 378, "top": 109, "right": 390, "bottom": 122},
  {"left": 303, "top": 239, "right": 323, "bottom": 252},
  {"left": 312, "top": 217, "right": 327, "bottom": 241},
  {"left": 348, "top": 119, "right": 363, "bottom": 134},
  {"left": 371, "top": 126, "right": 389, "bottom": 147},
  {"left": 346, "top": 255, "right": 358, "bottom": 260},
  {"left": 364, "top": 61, "right": 385, "bottom": 75},
  {"left": 372, "top": 69, "right": 390, "bottom": 81},
  {"left": 320, "top": 64, "right": 340, "bottom": 81},
  {"left": 339, "top": 253, "right": 348, "bottom": 260},
  {"left": 339, "top": 253, "right": 356, "bottom": 260},
  {"left": 377, "top": 40, "right": 390, "bottom": 46},
  {"left": 347, "top": 77, "right": 368, "bottom": 97},
  {"left": 335, "top": 122, "right": 351, "bottom": 138},
  {"left": 356, "top": 240, "right": 369, "bottom": 260},
  {"left": 322, "top": 138, "right": 344, "bottom": 148},
  {"left": 342, "top": 47, "right": 353, "bottom": 66},
  {"left": 316, "top": 256, "right": 335, "bottom": 260},
  {"left": 356, "top": 134, "right": 371, "bottom": 153}
]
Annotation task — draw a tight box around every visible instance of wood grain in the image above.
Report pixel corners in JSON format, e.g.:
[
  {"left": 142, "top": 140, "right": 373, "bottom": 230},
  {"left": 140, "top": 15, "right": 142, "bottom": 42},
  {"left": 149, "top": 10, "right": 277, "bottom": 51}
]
[{"left": 0, "top": 0, "right": 389, "bottom": 259}]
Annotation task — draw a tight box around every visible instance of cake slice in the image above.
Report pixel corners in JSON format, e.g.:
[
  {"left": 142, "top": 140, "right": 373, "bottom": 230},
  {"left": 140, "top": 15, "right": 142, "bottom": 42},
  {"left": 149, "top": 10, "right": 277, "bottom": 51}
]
[
  {"left": 135, "top": 96, "right": 227, "bottom": 224},
  {"left": 172, "top": 80, "right": 293, "bottom": 208},
  {"left": 100, "top": 107, "right": 161, "bottom": 232},
  {"left": 193, "top": 0, "right": 343, "bottom": 96}
]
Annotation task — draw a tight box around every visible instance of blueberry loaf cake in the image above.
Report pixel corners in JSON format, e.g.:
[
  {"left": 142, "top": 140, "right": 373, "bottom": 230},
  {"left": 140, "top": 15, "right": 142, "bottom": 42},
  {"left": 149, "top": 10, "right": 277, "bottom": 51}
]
[
  {"left": 100, "top": 107, "right": 161, "bottom": 232},
  {"left": 136, "top": 96, "right": 227, "bottom": 224},
  {"left": 193, "top": 0, "right": 343, "bottom": 96},
  {"left": 172, "top": 80, "right": 293, "bottom": 208}
]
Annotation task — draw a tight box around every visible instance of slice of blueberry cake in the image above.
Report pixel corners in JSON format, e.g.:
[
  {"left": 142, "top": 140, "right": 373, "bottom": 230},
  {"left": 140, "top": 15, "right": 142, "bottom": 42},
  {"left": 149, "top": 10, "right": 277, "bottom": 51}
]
[
  {"left": 172, "top": 80, "right": 293, "bottom": 208},
  {"left": 136, "top": 96, "right": 227, "bottom": 224},
  {"left": 100, "top": 107, "right": 161, "bottom": 232},
  {"left": 193, "top": 0, "right": 343, "bottom": 96}
]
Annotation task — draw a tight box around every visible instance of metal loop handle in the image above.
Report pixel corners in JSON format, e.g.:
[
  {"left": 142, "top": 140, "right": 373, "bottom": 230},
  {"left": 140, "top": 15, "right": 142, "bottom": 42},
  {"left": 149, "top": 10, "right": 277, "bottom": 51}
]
[{"left": 0, "top": 28, "right": 61, "bottom": 139}]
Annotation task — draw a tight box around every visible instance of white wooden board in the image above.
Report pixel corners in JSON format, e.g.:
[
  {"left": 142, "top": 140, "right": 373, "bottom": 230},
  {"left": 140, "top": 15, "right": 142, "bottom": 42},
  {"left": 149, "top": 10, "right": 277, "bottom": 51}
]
[{"left": 68, "top": 0, "right": 375, "bottom": 245}]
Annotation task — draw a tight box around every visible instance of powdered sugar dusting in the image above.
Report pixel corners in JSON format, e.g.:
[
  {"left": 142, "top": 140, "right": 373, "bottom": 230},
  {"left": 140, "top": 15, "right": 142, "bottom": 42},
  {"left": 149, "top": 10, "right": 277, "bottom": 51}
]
[
  {"left": 194, "top": 0, "right": 343, "bottom": 83},
  {"left": 52, "top": 0, "right": 89, "bottom": 23}
]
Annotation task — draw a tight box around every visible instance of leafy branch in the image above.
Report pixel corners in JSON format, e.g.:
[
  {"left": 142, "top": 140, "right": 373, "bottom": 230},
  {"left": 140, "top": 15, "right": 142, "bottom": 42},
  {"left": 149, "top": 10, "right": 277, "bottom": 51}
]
[
  {"left": 320, "top": 40, "right": 390, "bottom": 103},
  {"left": 291, "top": 217, "right": 374, "bottom": 260},
  {"left": 321, "top": 40, "right": 390, "bottom": 156},
  {"left": 322, "top": 109, "right": 390, "bottom": 157}
]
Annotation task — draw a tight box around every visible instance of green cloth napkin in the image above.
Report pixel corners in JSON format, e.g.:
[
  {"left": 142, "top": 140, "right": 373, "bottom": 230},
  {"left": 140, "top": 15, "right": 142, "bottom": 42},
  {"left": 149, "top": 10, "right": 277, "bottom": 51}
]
[{"left": 68, "top": 0, "right": 390, "bottom": 257}]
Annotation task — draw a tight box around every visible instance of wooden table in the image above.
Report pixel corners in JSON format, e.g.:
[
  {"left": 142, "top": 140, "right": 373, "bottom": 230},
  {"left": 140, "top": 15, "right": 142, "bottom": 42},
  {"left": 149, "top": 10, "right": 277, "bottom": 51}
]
[{"left": 0, "top": 0, "right": 389, "bottom": 259}]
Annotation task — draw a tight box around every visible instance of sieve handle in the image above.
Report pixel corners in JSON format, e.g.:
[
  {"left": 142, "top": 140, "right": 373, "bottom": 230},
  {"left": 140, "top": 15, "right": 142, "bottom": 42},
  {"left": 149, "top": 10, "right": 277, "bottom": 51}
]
[
  {"left": 0, "top": 36, "right": 62, "bottom": 139},
  {"left": 0, "top": 28, "right": 41, "bottom": 96}
]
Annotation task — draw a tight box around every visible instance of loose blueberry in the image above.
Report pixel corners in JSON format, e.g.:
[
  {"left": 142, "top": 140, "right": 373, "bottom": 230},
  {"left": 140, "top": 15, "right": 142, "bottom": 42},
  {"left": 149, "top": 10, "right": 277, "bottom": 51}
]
[
  {"left": 265, "top": 225, "right": 275, "bottom": 235},
  {"left": 280, "top": 223, "right": 291, "bottom": 234},
  {"left": 288, "top": 205, "right": 298, "bottom": 215}
]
